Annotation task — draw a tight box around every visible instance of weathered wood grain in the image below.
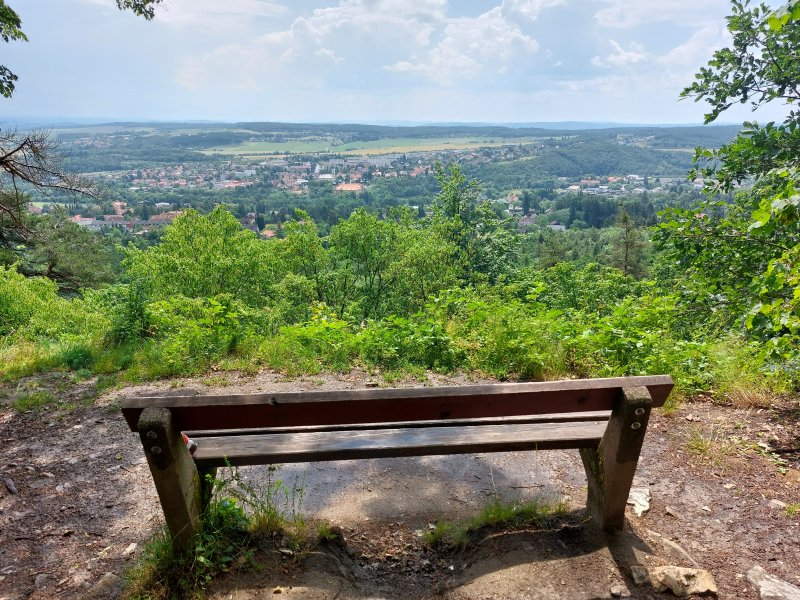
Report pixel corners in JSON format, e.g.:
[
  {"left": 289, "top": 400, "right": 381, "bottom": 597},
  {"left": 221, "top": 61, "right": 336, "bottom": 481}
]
[
  {"left": 122, "top": 375, "right": 673, "bottom": 431},
  {"left": 191, "top": 420, "right": 607, "bottom": 467},
  {"left": 184, "top": 410, "right": 612, "bottom": 438},
  {"left": 580, "top": 386, "right": 654, "bottom": 532},
  {"left": 137, "top": 408, "right": 201, "bottom": 550}
]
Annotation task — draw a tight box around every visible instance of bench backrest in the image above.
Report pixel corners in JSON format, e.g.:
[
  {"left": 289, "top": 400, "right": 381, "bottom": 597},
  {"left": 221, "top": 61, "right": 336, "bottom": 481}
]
[{"left": 122, "top": 375, "right": 673, "bottom": 433}]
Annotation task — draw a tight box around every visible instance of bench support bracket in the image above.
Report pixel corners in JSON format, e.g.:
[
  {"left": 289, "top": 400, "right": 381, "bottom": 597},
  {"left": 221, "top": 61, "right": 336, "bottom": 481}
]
[
  {"left": 138, "top": 407, "right": 201, "bottom": 551},
  {"left": 580, "top": 386, "right": 653, "bottom": 532}
]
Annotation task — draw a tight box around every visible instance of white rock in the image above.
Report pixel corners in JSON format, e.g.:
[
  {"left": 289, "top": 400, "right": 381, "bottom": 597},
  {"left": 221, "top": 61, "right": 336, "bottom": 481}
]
[
  {"left": 747, "top": 566, "right": 800, "bottom": 600},
  {"left": 631, "top": 565, "right": 717, "bottom": 596},
  {"left": 627, "top": 487, "right": 651, "bottom": 517},
  {"left": 122, "top": 543, "right": 137, "bottom": 557},
  {"left": 768, "top": 499, "right": 788, "bottom": 510}
]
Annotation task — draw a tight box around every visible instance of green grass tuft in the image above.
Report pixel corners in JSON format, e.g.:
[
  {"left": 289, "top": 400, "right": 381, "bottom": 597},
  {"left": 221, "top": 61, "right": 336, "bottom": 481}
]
[
  {"left": 423, "top": 497, "right": 568, "bottom": 550},
  {"left": 11, "top": 390, "right": 57, "bottom": 412}
]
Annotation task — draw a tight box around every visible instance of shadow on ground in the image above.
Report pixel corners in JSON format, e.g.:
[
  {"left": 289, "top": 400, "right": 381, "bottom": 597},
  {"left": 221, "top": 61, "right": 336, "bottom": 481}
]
[{"left": 208, "top": 511, "right": 658, "bottom": 600}]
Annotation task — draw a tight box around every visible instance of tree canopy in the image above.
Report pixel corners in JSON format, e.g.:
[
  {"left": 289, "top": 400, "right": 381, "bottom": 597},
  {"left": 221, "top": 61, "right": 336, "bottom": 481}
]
[{"left": 675, "top": 0, "right": 800, "bottom": 351}]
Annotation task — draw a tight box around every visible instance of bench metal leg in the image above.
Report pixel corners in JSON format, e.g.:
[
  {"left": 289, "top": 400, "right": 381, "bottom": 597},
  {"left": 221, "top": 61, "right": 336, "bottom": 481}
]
[
  {"left": 579, "top": 386, "right": 653, "bottom": 532},
  {"left": 137, "top": 407, "right": 201, "bottom": 551}
]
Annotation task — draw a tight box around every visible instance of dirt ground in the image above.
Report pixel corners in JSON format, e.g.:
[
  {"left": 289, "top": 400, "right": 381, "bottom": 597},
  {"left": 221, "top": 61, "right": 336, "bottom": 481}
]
[{"left": 0, "top": 370, "right": 798, "bottom": 599}]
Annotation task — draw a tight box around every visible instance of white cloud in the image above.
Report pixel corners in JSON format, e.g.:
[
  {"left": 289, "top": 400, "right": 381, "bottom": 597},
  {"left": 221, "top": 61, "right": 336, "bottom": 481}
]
[
  {"left": 385, "top": 7, "right": 540, "bottom": 82},
  {"left": 594, "top": 0, "right": 722, "bottom": 28},
  {"left": 315, "top": 47, "right": 344, "bottom": 63},
  {"left": 176, "top": 0, "right": 547, "bottom": 91},
  {"left": 501, "top": 0, "right": 565, "bottom": 21},
  {"left": 658, "top": 25, "right": 730, "bottom": 67},
  {"left": 591, "top": 40, "right": 648, "bottom": 68},
  {"left": 80, "top": 0, "right": 289, "bottom": 28}
]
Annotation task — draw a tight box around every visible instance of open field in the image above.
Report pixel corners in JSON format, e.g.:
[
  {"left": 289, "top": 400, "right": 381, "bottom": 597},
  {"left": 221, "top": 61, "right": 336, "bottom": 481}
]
[{"left": 202, "top": 135, "right": 548, "bottom": 157}]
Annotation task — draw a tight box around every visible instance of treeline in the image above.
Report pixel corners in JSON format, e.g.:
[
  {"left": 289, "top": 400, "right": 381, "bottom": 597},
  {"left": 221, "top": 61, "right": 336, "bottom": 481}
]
[{"left": 2, "top": 168, "right": 795, "bottom": 405}]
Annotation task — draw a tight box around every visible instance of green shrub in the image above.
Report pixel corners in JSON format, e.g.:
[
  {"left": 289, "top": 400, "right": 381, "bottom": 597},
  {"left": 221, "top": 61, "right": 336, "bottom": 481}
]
[{"left": 357, "top": 314, "right": 465, "bottom": 371}]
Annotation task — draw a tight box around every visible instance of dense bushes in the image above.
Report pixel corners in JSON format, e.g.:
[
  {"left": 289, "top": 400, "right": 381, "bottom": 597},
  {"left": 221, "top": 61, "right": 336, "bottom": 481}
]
[{"left": 1, "top": 205, "right": 795, "bottom": 406}]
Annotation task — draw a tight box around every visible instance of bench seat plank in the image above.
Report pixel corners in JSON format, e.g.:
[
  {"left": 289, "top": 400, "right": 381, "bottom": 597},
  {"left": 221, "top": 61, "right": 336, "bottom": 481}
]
[
  {"left": 184, "top": 410, "right": 612, "bottom": 438},
  {"left": 192, "top": 420, "right": 608, "bottom": 467}
]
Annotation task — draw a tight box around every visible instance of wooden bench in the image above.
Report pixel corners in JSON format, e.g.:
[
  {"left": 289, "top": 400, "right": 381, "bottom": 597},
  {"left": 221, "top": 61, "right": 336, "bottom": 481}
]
[{"left": 122, "top": 375, "right": 673, "bottom": 550}]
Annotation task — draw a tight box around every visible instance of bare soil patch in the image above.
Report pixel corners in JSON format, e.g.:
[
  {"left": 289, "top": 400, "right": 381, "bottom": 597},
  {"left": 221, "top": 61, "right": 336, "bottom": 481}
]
[{"left": 1, "top": 370, "right": 798, "bottom": 599}]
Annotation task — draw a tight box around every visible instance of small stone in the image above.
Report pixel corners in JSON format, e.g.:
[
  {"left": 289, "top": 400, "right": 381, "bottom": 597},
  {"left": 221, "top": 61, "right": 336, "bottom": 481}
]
[
  {"left": 637, "top": 566, "right": 717, "bottom": 596},
  {"left": 0, "top": 574, "right": 5, "bottom": 582},
  {"left": 41, "top": 472, "right": 54, "bottom": 478},
  {"left": 631, "top": 565, "right": 650, "bottom": 585},
  {"left": 272, "top": 587, "right": 283, "bottom": 594},
  {"left": 747, "top": 565, "right": 800, "bottom": 600},
  {"left": 34, "top": 573, "right": 49, "bottom": 588},
  {"left": 701, "top": 505, "right": 711, "bottom": 512},
  {"left": 665, "top": 506, "right": 679, "bottom": 518},
  {"left": 365, "top": 381, "right": 379, "bottom": 388},
  {"left": 86, "top": 572, "right": 121, "bottom": 598},
  {"left": 610, "top": 584, "right": 625, "bottom": 598},
  {"left": 278, "top": 548, "right": 293, "bottom": 556},
  {"left": 3, "top": 478, "right": 17, "bottom": 495},
  {"left": 768, "top": 499, "right": 788, "bottom": 510},
  {"left": 122, "top": 543, "right": 137, "bottom": 557},
  {"left": 723, "top": 483, "right": 735, "bottom": 490},
  {"left": 627, "top": 487, "right": 651, "bottom": 517}
]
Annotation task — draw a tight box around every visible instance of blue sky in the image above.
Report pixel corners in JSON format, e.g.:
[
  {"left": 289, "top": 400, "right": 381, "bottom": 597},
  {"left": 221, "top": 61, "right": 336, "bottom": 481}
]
[{"left": 1, "top": 0, "right": 791, "bottom": 124}]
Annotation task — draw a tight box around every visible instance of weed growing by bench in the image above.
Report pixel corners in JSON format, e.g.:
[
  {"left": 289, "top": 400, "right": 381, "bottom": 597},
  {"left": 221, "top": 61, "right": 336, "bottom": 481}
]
[
  {"left": 125, "top": 465, "right": 308, "bottom": 599},
  {"left": 424, "top": 497, "right": 569, "bottom": 550}
]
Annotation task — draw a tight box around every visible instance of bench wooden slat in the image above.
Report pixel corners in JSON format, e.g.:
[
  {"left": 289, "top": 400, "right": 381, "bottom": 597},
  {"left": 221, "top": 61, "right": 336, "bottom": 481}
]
[
  {"left": 184, "top": 410, "right": 612, "bottom": 438},
  {"left": 191, "top": 420, "right": 608, "bottom": 467},
  {"left": 122, "top": 375, "right": 673, "bottom": 432}
]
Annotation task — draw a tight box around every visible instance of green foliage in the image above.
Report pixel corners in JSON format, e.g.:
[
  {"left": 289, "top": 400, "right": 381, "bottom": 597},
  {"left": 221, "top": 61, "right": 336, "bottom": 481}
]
[
  {"left": 433, "top": 162, "right": 481, "bottom": 219},
  {"left": 529, "top": 262, "right": 645, "bottom": 315},
  {"left": 133, "top": 294, "right": 273, "bottom": 377},
  {"left": 0, "top": 265, "right": 105, "bottom": 339},
  {"left": 126, "top": 481, "right": 250, "bottom": 600},
  {"left": 0, "top": 0, "right": 27, "bottom": 97},
  {"left": 357, "top": 314, "right": 464, "bottom": 371},
  {"left": 125, "top": 207, "right": 276, "bottom": 307},
  {"left": 10, "top": 390, "right": 55, "bottom": 412},
  {"left": 681, "top": 1, "right": 800, "bottom": 125},
  {"left": 679, "top": 0, "right": 800, "bottom": 359},
  {"left": 424, "top": 497, "right": 567, "bottom": 550},
  {"left": 126, "top": 464, "right": 307, "bottom": 600}
]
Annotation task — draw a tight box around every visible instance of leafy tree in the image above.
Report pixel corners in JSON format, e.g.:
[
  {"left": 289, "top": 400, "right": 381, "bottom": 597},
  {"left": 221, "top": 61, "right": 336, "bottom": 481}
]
[
  {"left": 20, "top": 212, "right": 120, "bottom": 292},
  {"left": 679, "top": 0, "right": 800, "bottom": 349},
  {"left": 125, "top": 207, "right": 276, "bottom": 307},
  {"left": 0, "top": 1, "right": 26, "bottom": 98},
  {"left": 329, "top": 209, "right": 398, "bottom": 319},
  {"left": 432, "top": 162, "right": 480, "bottom": 219}
]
